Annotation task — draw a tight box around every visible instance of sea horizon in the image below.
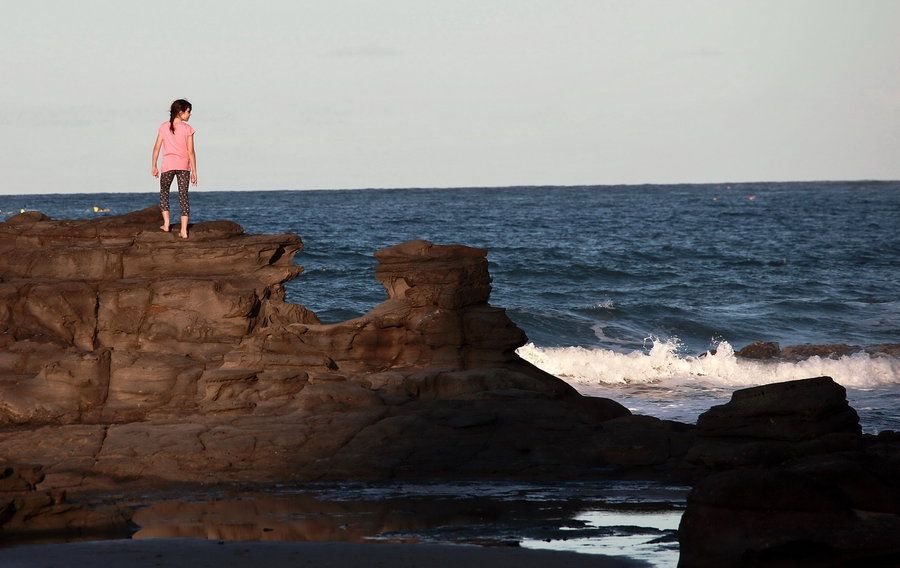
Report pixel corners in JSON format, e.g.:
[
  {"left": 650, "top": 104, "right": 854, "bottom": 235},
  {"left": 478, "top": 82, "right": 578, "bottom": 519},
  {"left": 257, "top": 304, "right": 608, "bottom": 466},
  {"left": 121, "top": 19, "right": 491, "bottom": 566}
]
[{"left": 3, "top": 177, "right": 899, "bottom": 198}]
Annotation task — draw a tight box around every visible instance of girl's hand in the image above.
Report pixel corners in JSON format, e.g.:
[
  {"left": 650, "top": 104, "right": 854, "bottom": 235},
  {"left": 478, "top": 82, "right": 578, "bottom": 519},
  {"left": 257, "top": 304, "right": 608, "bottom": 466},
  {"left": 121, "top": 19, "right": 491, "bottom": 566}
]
[
  {"left": 191, "top": 172, "right": 198, "bottom": 185},
  {"left": 151, "top": 134, "right": 163, "bottom": 177}
]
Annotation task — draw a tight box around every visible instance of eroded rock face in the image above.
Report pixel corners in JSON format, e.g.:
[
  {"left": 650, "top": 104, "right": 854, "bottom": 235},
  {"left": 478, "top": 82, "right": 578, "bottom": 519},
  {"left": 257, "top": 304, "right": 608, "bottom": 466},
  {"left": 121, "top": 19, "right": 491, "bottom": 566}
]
[
  {"left": 0, "top": 208, "right": 638, "bottom": 492},
  {"left": 0, "top": 207, "right": 315, "bottom": 424}
]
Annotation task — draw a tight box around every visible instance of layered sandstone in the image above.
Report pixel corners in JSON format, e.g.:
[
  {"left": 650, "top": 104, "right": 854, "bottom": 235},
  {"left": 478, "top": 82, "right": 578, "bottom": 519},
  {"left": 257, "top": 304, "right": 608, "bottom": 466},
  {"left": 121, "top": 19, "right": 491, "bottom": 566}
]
[{"left": 0, "top": 208, "right": 649, "bottom": 495}]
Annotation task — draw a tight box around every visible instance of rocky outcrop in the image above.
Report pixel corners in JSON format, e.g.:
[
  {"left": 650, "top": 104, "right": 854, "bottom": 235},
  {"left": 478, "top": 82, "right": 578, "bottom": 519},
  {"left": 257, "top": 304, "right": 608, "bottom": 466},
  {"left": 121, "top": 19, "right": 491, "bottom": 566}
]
[
  {"left": 734, "top": 341, "right": 781, "bottom": 360},
  {"left": 0, "top": 208, "right": 317, "bottom": 424},
  {"left": 735, "top": 341, "right": 900, "bottom": 360},
  {"left": 686, "top": 377, "right": 861, "bottom": 470},
  {"left": 0, "top": 208, "right": 645, "bottom": 496},
  {"left": 678, "top": 377, "right": 900, "bottom": 567}
]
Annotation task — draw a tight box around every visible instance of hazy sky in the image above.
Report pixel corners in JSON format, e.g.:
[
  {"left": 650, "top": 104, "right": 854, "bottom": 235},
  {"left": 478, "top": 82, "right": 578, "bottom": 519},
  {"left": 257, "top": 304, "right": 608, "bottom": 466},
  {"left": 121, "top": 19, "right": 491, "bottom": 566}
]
[{"left": 2, "top": 0, "right": 898, "bottom": 194}]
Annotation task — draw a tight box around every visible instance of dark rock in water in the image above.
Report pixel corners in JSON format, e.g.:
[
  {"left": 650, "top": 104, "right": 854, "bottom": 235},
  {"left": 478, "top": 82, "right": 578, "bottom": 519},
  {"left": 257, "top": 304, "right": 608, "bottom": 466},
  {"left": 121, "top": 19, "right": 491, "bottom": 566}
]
[
  {"left": 695, "top": 376, "right": 861, "bottom": 442},
  {"left": 736, "top": 341, "right": 872, "bottom": 360},
  {"left": 867, "top": 343, "right": 900, "bottom": 356},
  {"left": 735, "top": 341, "right": 781, "bottom": 359},
  {"left": 4, "top": 211, "right": 51, "bottom": 225},
  {"left": 780, "top": 343, "right": 862, "bottom": 359},
  {"left": 687, "top": 377, "right": 861, "bottom": 470}
]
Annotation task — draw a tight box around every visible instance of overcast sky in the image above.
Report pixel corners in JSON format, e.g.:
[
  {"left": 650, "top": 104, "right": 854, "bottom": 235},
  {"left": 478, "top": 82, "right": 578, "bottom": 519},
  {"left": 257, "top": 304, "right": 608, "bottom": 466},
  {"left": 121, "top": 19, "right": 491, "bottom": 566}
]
[{"left": 1, "top": 0, "right": 898, "bottom": 194}]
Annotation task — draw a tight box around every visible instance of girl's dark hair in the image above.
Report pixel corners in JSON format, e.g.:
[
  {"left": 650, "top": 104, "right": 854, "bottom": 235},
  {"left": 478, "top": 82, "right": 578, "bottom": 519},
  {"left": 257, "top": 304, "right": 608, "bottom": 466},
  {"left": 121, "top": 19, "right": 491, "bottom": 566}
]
[{"left": 169, "top": 99, "right": 192, "bottom": 133}]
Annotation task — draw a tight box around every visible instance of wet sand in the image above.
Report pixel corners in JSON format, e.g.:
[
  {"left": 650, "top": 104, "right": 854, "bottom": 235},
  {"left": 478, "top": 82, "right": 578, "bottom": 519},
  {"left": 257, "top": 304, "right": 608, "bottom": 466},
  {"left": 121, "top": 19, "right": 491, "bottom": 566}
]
[{"left": 0, "top": 538, "right": 649, "bottom": 567}]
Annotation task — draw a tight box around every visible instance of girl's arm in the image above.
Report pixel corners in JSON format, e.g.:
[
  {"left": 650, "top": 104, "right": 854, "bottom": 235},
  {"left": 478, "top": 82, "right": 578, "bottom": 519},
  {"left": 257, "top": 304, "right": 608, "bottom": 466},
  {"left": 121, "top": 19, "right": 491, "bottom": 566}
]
[
  {"left": 187, "top": 134, "right": 198, "bottom": 185},
  {"left": 151, "top": 134, "right": 163, "bottom": 177}
]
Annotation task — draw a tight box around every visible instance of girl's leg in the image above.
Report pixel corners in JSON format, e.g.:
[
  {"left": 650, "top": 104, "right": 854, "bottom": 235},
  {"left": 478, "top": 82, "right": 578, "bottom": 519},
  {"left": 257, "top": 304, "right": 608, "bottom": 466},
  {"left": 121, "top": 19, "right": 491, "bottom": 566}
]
[
  {"left": 159, "top": 171, "right": 175, "bottom": 231},
  {"left": 175, "top": 170, "right": 191, "bottom": 238}
]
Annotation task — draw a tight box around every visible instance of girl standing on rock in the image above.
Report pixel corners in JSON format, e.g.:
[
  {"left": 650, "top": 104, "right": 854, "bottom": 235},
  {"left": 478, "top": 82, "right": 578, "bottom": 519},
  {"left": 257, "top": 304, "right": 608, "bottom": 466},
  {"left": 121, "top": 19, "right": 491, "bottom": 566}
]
[{"left": 151, "top": 99, "right": 197, "bottom": 239}]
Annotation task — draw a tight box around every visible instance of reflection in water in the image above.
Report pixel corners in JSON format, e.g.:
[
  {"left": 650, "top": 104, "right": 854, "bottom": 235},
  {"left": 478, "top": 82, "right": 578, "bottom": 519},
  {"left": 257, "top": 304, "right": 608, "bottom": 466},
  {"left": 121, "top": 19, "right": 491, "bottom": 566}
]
[
  {"left": 132, "top": 491, "right": 491, "bottom": 543},
  {"left": 523, "top": 509, "right": 682, "bottom": 567},
  {"left": 133, "top": 493, "right": 374, "bottom": 542},
  {"left": 130, "top": 481, "right": 686, "bottom": 566}
]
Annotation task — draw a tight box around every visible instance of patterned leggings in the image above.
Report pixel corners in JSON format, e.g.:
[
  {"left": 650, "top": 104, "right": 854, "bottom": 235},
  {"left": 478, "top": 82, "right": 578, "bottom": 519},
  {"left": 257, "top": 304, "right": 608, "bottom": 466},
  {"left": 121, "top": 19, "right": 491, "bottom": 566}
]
[{"left": 159, "top": 170, "right": 191, "bottom": 216}]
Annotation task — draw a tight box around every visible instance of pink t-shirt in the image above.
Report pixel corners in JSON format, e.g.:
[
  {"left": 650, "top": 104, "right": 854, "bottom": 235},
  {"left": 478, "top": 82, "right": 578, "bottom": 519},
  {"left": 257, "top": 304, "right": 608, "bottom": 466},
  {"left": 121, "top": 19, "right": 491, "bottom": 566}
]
[{"left": 157, "top": 121, "right": 195, "bottom": 173}]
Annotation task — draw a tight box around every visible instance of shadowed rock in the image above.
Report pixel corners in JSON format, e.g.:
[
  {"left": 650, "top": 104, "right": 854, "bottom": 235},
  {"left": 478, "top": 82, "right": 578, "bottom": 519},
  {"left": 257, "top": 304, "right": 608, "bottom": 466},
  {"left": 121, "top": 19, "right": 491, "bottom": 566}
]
[
  {"left": 686, "top": 377, "right": 861, "bottom": 470},
  {"left": 679, "top": 378, "right": 900, "bottom": 567},
  {"left": 678, "top": 463, "right": 900, "bottom": 567},
  {"left": 696, "top": 377, "right": 861, "bottom": 441}
]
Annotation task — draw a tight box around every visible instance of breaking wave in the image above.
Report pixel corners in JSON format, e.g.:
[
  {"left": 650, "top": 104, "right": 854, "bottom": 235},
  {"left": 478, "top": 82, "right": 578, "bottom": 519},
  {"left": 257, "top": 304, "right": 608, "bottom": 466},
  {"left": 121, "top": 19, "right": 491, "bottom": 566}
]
[
  {"left": 517, "top": 339, "right": 900, "bottom": 431},
  {"left": 517, "top": 340, "right": 900, "bottom": 388},
  {"left": 516, "top": 339, "right": 900, "bottom": 391}
]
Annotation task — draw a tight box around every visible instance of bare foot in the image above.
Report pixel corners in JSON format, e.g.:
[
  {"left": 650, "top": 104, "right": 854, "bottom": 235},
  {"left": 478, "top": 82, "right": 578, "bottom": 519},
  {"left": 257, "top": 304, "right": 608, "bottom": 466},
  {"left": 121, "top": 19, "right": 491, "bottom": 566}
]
[
  {"left": 179, "top": 231, "right": 189, "bottom": 239},
  {"left": 160, "top": 224, "right": 170, "bottom": 232}
]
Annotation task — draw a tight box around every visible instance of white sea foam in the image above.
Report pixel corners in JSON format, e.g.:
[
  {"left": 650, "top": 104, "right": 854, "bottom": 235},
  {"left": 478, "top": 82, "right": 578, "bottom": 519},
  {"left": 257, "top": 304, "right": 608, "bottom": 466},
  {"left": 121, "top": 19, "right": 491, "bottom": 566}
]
[
  {"left": 516, "top": 339, "right": 900, "bottom": 391},
  {"left": 517, "top": 340, "right": 900, "bottom": 430}
]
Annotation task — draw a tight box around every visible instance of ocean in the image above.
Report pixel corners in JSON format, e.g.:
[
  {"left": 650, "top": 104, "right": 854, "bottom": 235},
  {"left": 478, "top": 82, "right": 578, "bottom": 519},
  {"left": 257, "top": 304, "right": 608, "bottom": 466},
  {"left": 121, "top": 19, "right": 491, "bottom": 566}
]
[
  {"left": 8, "top": 181, "right": 897, "bottom": 433},
  {"left": 3, "top": 182, "right": 898, "bottom": 566}
]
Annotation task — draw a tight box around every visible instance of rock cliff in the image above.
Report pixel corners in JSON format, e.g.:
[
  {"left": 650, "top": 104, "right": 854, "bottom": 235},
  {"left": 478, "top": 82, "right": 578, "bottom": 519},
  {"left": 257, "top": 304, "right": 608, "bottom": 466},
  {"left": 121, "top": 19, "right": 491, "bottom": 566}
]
[{"left": 0, "top": 207, "right": 654, "bottom": 493}]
